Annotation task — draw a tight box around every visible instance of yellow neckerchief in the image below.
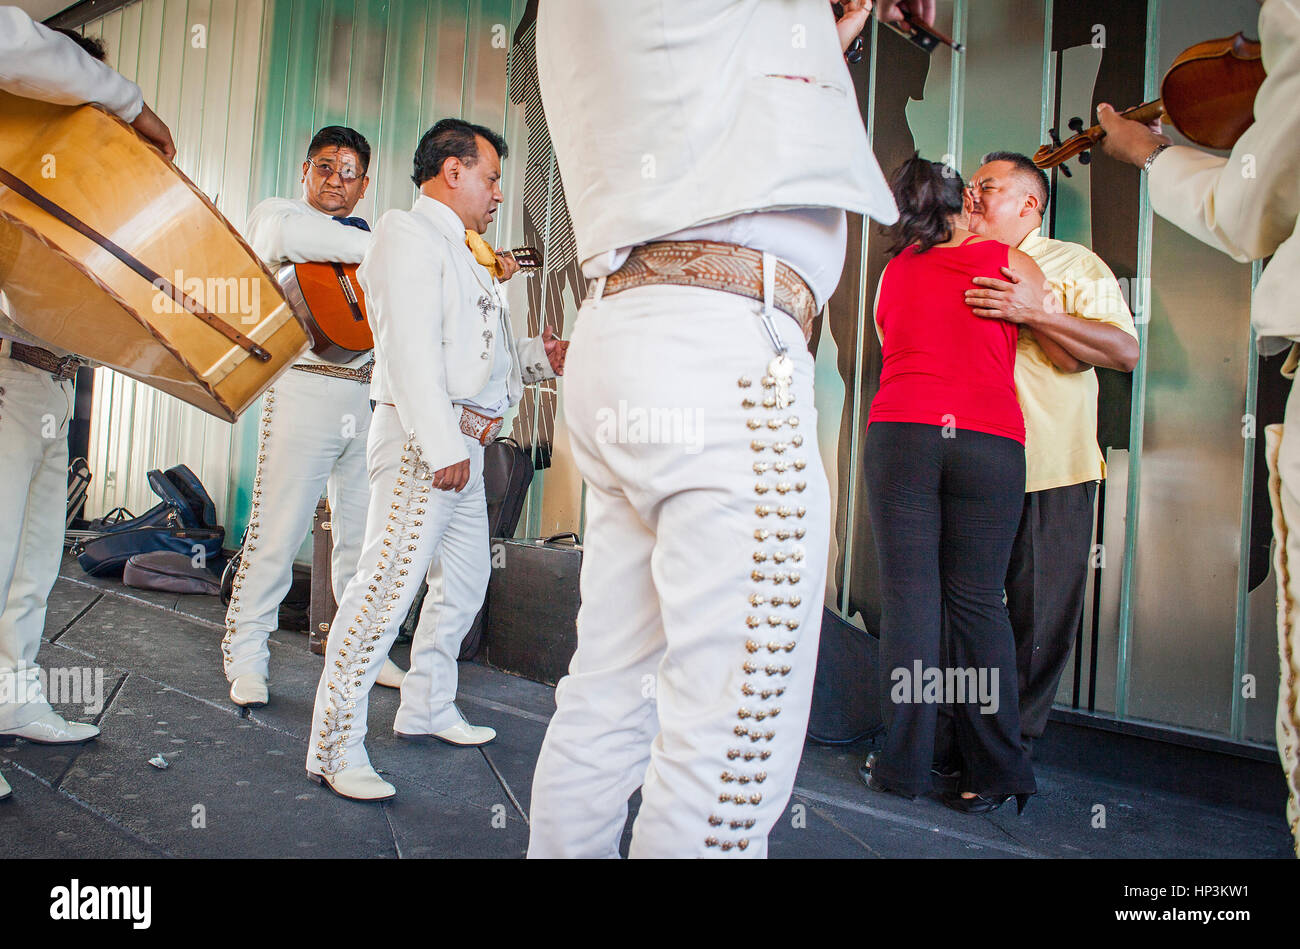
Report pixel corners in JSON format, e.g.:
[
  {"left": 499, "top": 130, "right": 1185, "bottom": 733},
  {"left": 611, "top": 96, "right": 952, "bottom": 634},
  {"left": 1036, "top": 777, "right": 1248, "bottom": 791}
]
[{"left": 465, "top": 228, "right": 504, "bottom": 279}]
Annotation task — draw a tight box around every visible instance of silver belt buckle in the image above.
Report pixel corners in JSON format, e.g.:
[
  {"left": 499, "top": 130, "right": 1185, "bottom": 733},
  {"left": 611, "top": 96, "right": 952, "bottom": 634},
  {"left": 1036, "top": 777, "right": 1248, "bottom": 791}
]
[{"left": 55, "top": 356, "right": 81, "bottom": 380}]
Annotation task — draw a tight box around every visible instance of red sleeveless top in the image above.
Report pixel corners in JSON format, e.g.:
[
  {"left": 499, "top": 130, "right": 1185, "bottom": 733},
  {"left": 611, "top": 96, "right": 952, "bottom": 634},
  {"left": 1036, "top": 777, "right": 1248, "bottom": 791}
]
[{"left": 867, "top": 237, "right": 1024, "bottom": 444}]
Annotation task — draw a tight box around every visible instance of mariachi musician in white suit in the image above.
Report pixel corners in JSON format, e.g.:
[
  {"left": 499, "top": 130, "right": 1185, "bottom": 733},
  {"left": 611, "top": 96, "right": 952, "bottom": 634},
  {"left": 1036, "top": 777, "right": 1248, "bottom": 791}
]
[
  {"left": 1096, "top": 0, "right": 1300, "bottom": 853},
  {"left": 306, "top": 118, "right": 565, "bottom": 802},
  {"left": 222, "top": 125, "right": 408, "bottom": 709},
  {"left": 0, "top": 6, "right": 174, "bottom": 803},
  {"left": 527, "top": 0, "right": 915, "bottom": 857}
]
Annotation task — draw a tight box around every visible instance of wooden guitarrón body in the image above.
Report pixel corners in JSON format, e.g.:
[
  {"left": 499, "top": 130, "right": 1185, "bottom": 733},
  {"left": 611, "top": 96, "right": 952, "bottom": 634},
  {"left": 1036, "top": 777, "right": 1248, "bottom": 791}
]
[
  {"left": 277, "top": 261, "right": 372, "bottom": 363},
  {"left": 0, "top": 92, "right": 307, "bottom": 422}
]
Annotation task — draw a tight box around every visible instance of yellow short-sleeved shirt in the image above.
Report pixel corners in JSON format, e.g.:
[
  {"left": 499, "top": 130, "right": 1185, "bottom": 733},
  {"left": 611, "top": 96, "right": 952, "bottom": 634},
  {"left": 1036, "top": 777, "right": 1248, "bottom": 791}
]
[{"left": 1015, "top": 231, "right": 1138, "bottom": 494}]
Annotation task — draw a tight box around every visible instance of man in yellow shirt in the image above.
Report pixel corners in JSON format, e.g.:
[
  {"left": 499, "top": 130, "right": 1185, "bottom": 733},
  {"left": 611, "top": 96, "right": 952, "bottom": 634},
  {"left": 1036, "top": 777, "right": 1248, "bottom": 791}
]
[{"left": 957, "top": 152, "right": 1139, "bottom": 761}]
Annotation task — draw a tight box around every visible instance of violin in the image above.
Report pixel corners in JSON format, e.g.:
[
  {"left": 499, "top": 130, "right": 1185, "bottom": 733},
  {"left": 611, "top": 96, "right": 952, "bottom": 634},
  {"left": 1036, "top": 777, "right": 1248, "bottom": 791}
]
[{"left": 1033, "top": 32, "right": 1265, "bottom": 171}]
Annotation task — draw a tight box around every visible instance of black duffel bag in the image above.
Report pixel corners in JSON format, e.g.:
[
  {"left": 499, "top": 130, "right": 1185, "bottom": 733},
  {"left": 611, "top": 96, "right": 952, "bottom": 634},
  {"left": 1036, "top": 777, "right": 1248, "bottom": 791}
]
[{"left": 124, "top": 551, "right": 223, "bottom": 596}]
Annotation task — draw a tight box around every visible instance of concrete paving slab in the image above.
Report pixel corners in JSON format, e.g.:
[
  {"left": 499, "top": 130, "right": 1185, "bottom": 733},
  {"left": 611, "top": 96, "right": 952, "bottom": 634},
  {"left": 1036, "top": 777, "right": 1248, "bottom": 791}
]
[
  {"left": 42, "top": 577, "right": 102, "bottom": 642},
  {"left": 457, "top": 661, "right": 558, "bottom": 721},
  {"left": 1, "top": 644, "right": 127, "bottom": 789},
  {"left": 459, "top": 696, "right": 548, "bottom": 820},
  {"left": 0, "top": 764, "right": 162, "bottom": 858},
  {"left": 384, "top": 779, "right": 528, "bottom": 859},
  {"left": 58, "top": 675, "right": 397, "bottom": 858},
  {"left": 11, "top": 575, "right": 1292, "bottom": 860}
]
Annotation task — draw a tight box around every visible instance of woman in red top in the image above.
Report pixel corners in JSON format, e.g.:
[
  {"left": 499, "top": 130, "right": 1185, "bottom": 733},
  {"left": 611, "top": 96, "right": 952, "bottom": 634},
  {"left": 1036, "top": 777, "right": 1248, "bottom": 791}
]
[{"left": 861, "top": 156, "right": 1068, "bottom": 815}]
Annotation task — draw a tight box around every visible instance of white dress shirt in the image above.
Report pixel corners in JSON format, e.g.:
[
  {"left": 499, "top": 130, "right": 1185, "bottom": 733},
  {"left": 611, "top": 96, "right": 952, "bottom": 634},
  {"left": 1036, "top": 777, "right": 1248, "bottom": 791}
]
[
  {"left": 244, "top": 196, "right": 374, "bottom": 369},
  {"left": 537, "top": 0, "right": 897, "bottom": 283}
]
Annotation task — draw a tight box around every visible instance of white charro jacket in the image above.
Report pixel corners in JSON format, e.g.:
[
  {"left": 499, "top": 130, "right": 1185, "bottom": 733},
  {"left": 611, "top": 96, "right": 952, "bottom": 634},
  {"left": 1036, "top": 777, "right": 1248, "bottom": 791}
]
[
  {"left": 1147, "top": 0, "right": 1300, "bottom": 356},
  {"left": 0, "top": 5, "right": 146, "bottom": 356},
  {"left": 360, "top": 194, "right": 555, "bottom": 471},
  {"left": 0, "top": 6, "right": 143, "bottom": 121},
  {"left": 535, "top": 0, "right": 898, "bottom": 270}
]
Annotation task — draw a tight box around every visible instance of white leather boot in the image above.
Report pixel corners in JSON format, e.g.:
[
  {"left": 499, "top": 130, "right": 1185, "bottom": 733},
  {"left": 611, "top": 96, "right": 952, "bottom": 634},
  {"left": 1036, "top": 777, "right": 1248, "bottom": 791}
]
[
  {"left": 375, "top": 657, "right": 407, "bottom": 689},
  {"left": 0, "top": 709, "right": 99, "bottom": 744},
  {"left": 229, "top": 673, "right": 269, "bottom": 708},
  {"left": 308, "top": 765, "right": 395, "bottom": 801}
]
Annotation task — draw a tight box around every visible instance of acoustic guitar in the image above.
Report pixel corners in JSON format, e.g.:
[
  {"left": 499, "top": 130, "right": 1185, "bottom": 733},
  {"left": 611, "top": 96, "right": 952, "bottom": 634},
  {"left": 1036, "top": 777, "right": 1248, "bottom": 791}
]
[
  {"left": 0, "top": 92, "right": 307, "bottom": 422},
  {"left": 278, "top": 247, "right": 544, "bottom": 364}
]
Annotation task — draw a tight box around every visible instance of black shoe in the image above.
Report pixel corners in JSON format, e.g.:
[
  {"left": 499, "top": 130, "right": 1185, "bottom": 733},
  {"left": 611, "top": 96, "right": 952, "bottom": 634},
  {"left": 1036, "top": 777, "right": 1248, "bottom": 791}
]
[
  {"left": 930, "top": 762, "right": 961, "bottom": 793},
  {"left": 859, "top": 767, "right": 918, "bottom": 801},
  {"left": 940, "top": 790, "right": 1031, "bottom": 815}
]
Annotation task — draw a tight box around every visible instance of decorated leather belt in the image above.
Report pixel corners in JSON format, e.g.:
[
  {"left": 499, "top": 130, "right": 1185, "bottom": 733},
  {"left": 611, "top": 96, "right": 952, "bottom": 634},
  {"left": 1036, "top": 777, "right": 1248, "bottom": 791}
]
[
  {"left": 599, "top": 240, "right": 818, "bottom": 343},
  {"left": 4, "top": 341, "right": 82, "bottom": 381},
  {"left": 458, "top": 405, "right": 504, "bottom": 446},
  {"left": 290, "top": 357, "right": 374, "bottom": 384}
]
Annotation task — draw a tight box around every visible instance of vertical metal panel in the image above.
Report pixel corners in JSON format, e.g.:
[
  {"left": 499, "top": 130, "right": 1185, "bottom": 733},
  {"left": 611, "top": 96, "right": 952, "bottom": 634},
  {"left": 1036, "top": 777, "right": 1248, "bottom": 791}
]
[
  {"left": 1123, "top": 0, "right": 1261, "bottom": 734},
  {"left": 960, "top": 2, "right": 1045, "bottom": 172}
]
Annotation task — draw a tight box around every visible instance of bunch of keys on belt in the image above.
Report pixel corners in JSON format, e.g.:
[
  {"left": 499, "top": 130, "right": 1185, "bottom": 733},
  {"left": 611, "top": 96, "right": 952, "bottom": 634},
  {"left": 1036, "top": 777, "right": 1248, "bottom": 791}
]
[{"left": 758, "top": 252, "right": 795, "bottom": 410}]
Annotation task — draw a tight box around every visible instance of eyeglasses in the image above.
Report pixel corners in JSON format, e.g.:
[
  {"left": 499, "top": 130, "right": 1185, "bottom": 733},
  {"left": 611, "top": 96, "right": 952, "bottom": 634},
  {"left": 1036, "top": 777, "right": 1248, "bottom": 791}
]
[{"left": 305, "top": 157, "right": 363, "bottom": 182}]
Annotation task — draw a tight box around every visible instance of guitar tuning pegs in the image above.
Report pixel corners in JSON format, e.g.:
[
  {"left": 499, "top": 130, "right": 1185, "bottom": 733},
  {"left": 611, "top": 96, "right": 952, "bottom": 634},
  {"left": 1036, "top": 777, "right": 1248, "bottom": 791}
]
[
  {"left": 1048, "top": 127, "right": 1064, "bottom": 147},
  {"left": 1078, "top": 151, "right": 1092, "bottom": 165},
  {"left": 1068, "top": 116, "right": 1086, "bottom": 133},
  {"left": 1059, "top": 163, "right": 1073, "bottom": 178}
]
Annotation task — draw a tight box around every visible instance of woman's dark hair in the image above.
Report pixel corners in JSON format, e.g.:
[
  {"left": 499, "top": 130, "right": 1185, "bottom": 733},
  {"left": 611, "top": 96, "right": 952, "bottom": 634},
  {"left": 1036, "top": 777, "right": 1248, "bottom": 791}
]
[{"left": 886, "top": 154, "right": 965, "bottom": 255}]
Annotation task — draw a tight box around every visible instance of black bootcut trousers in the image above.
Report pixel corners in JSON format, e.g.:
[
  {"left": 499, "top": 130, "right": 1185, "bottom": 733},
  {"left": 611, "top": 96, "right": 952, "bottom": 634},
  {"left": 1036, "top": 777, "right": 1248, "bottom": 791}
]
[{"left": 865, "top": 421, "right": 1036, "bottom": 797}]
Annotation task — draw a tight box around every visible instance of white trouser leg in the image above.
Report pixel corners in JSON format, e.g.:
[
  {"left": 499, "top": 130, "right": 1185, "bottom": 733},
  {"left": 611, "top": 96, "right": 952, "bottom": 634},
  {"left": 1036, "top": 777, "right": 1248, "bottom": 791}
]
[
  {"left": 394, "top": 454, "right": 489, "bottom": 735},
  {"left": 527, "top": 285, "right": 829, "bottom": 858},
  {"left": 1268, "top": 377, "right": 1300, "bottom": 855},
  {"left": 0, "top": 358, "right": 72, "bottom": 730},
  {"left": 222, "top": 371, "right": 372, "bottom": 682},
  {"left": 307, "top": 406, "right": 483, "bottom": 775},
  {"left": 527, "top": 477, "right": 663, "bottom": 857}
]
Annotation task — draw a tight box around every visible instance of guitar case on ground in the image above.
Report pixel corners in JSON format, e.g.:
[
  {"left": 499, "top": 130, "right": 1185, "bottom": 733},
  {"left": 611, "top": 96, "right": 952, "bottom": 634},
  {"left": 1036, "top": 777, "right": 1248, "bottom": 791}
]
[
  {"left": 397, "top": 436, "right": 535, "bottom": 660},
  {"left": 73, "top": 465, "right": 224, "bottom": 578}
]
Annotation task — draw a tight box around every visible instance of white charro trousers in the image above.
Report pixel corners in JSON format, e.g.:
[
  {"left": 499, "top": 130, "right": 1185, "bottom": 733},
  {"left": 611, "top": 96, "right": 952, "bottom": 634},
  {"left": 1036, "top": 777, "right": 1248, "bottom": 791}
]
[
  {"left": 222, "top": 370, "right": 372, "bottom": 682},
  {"left": 306, "top": 405, "right": 489, "bottom": 775},
  {"left": 0, "top": 356, "right": 74, "bottom": 729},
  {"left": 527, "top": 283, "right": 829, "bottom": 859},
  {"left": 1266, "top": 366, "right": 1300, "bottom": 856}
]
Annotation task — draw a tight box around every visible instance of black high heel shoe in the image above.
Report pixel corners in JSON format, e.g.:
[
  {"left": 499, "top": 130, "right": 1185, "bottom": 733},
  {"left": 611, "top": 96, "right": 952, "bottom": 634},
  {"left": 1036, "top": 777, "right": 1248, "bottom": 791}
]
[{"left": 941, "top": 790, "right": 1031, "bottom": 815}]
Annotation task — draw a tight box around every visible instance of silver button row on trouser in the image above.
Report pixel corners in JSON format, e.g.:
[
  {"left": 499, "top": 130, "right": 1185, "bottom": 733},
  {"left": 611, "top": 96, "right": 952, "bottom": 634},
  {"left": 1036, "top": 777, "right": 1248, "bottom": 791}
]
[
  {"left": 314, "top": 440, "right": 431, "bottom": 775},
  {"left": 702, "top": 369, "right": 810, "bottom": 853}
]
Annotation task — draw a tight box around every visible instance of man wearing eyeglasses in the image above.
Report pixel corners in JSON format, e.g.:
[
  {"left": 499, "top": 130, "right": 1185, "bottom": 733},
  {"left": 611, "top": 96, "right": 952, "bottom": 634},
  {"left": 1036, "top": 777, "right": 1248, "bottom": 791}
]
[{"left": 221, "top": 126, "right": 406, "bottom": 710}]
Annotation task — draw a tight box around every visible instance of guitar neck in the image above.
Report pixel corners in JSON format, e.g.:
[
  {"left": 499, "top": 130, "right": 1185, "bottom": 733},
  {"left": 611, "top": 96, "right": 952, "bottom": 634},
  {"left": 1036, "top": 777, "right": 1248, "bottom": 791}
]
[{"left": 503, "top": 246, "right": 543, "bottom": 270}]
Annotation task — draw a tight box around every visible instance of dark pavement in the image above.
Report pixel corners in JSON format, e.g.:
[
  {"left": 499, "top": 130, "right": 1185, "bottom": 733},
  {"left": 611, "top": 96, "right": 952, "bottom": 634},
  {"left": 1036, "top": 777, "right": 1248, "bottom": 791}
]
[{"left": 2, "top": 556, "right": 1292, "bottom": 858}]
